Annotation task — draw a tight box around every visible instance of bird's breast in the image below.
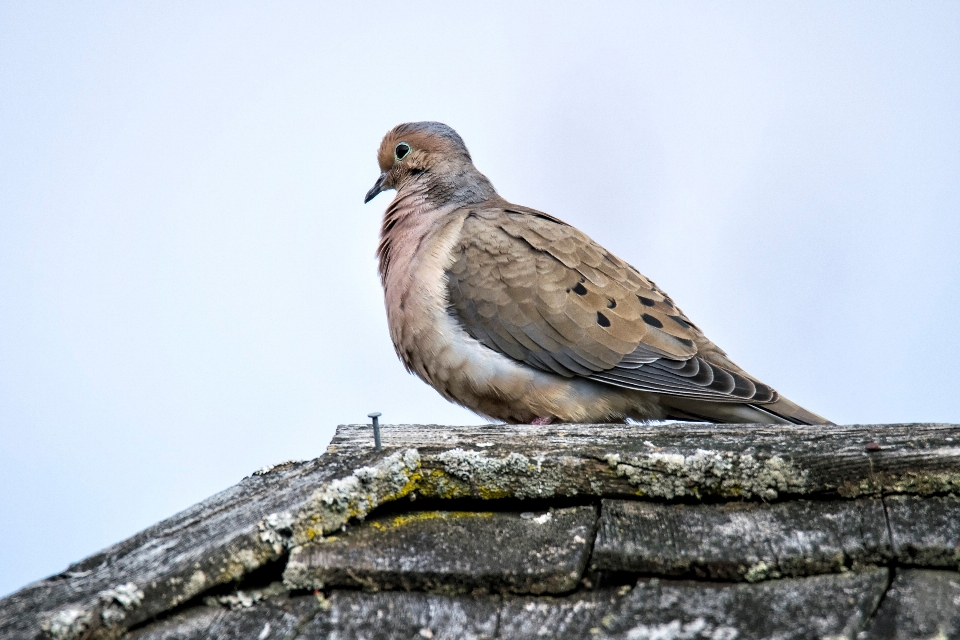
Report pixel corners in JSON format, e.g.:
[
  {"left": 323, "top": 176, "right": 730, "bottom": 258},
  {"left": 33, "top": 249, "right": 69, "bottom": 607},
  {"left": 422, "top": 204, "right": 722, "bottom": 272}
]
[
  {"left": 378, "top": 203, "right": 536, "bottom": 401},
  {"left": 379, "top": 202, "right": 463, "bottom": 373}
]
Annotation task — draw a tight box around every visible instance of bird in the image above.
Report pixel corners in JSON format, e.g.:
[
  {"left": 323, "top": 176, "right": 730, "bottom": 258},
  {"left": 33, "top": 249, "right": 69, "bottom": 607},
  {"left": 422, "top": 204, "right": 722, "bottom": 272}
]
[{"left": 364, "top": 121, "right": 830, "bottom": 425}]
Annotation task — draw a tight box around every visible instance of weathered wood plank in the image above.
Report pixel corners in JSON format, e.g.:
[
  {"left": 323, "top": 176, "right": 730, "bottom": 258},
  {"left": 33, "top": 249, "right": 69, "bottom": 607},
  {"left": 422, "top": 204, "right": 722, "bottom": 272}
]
[
  {"left": 285, "top": 506, "right": 597, "bottom": 595},
  {"left": 862, "top": 569, "right": 960, "bottom": 639},
  {"left": 329, "top": 422, "right": 960, "bottom": 502},
  {"left": 296, "top": 591, "right": 499, "bottom": 640},
  {"left": 0, "top": 450, "right": 419, "bottom": 640},
  {"left": 886, "top": 494, "right": 960, "bottom": 568},
  {"left": 125, "top": 593, "right": 318, "bottom": 640},
  {"left": 591, "top": 498, "right": 890, "bottom": 580},
  {"left": 2, "top": 422, "right": 958, "bottom": 640},
  {"left": 125, "top": 590, "right": 500, "bottom": 640},
  {"left": 498, "top": 569, "right": 889, "bottom": 640}
]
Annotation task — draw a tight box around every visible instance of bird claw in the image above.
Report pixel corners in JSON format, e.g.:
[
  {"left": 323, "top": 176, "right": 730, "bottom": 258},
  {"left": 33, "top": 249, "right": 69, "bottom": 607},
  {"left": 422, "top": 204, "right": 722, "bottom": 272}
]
[{"left": 531, "top": 416, "right": 555, "bottom": 426}]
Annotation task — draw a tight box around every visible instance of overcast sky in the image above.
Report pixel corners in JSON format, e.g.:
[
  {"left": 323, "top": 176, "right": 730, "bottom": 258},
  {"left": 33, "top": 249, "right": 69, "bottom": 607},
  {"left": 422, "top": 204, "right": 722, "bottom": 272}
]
[{"left": 1, "top": 2, "right": 958, "bottom": 596}]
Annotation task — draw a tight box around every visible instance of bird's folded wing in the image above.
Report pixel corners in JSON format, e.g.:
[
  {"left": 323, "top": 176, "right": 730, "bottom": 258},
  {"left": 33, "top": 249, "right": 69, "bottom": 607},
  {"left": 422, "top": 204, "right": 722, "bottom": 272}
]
[{"left": 445, "top": 206, "right": 777, "bottom": 404}]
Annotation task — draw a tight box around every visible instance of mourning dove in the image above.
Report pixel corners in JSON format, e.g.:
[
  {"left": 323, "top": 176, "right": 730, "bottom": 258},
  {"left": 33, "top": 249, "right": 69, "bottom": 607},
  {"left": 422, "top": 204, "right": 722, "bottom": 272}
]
[{"left": 364, "top": 122, "right": 830, "bottom": 425}]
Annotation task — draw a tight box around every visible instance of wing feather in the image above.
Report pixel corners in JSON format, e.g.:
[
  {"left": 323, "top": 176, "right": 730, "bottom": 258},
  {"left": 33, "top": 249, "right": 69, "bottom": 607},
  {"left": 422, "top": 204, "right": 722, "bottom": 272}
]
[{"left": 445, "top": 206, "right": 780, "bottom": 405}]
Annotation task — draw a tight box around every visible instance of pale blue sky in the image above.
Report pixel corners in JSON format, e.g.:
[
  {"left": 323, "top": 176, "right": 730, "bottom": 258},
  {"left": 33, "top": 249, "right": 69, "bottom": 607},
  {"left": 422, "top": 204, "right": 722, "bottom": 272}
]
[{"left": 1, "top": 2, "right": 958, "bottom": 596}]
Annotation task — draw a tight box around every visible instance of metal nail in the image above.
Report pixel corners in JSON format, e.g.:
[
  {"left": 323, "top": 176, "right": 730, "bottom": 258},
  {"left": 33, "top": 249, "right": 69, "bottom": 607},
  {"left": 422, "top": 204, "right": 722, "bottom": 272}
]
[{"left": 368, "top": 412, "right": 382, "bottom": 451}]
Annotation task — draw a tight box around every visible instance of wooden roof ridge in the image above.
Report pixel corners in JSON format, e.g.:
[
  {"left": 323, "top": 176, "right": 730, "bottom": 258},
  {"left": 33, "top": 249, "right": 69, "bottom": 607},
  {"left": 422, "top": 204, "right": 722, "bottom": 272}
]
[{"left": 3, "top": 422, "right": 960, "bottom": 639}]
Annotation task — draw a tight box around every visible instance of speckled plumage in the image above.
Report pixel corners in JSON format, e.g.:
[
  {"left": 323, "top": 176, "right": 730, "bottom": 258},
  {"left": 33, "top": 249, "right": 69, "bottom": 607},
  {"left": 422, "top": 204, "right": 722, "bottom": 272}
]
[{"left": 365, "top": 122, "right": 830, "bottom": 425}]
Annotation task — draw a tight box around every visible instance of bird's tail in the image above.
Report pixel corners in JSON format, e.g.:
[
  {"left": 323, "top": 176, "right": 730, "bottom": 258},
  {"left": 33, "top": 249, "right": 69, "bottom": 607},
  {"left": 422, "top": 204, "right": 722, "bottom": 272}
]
[
  {"left": 754, "top": 395, "right": 833, "bottom": 425},
  {"left": 662, "top": 395, "right": 832, "bottom": 425}
]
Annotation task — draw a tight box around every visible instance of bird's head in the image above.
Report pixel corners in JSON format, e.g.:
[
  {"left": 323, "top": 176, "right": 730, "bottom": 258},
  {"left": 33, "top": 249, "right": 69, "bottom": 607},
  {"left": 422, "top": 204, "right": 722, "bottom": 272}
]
[{"left": 364, "top": 121, "right": 475, "bottom": 204}]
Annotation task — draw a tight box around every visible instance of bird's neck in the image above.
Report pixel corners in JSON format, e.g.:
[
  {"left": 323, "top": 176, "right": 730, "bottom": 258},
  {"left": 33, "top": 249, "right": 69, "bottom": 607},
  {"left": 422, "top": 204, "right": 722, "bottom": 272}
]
[{"left": 400, "top": 163, "right": 498, "bottom": 208}]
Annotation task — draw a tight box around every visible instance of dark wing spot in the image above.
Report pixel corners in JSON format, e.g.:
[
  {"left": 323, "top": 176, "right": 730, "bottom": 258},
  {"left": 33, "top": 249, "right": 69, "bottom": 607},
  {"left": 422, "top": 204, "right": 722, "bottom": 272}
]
[
  {"left": 597, "top": 312, "right": 611, "bottom": 327},
  {"left": 642, "top": 313, "right": 663, "bottom": 328},
  {"left": 533, "top": 212, "right": 557, "bottom": 222},
  {"left": 572, "top": 282, "right": 588, "bottom": 296},
  {"left": 676, "top": 337, "right": 694, "bottom": 347},
  {"left": 607, "top": 298, "right": 617, "bottom": 309},
  {"left": 669, "top": 315, "right": 693, "bottom": 329},
  {"left": 637, "top": 295, "right": 656, "bottom": 307}
]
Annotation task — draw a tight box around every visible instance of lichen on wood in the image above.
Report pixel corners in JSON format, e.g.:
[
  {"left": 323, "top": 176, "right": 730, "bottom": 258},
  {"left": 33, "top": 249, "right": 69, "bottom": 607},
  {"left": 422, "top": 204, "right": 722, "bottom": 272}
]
[{"left": 2, "top": 422, "right": 960, "bottom": 640}]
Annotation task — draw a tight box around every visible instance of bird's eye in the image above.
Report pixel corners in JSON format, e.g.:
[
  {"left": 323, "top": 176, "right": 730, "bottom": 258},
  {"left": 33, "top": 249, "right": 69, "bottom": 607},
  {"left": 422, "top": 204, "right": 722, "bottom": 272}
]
[{"left": 395, "top": 142, "right": 411, "bottom": 160}]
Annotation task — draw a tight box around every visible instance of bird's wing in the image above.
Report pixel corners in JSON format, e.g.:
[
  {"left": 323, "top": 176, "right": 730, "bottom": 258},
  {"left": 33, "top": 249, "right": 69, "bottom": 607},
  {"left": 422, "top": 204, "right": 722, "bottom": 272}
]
[{"left": 446, "top": 205, "right": 778, "bottom": 404}]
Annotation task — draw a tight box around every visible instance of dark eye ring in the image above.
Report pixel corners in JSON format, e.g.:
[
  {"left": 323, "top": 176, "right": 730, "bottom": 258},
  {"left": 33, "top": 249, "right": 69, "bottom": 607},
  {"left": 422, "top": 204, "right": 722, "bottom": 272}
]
[{"left": 395, "top": 142, "right": 411, "bottom": 160}]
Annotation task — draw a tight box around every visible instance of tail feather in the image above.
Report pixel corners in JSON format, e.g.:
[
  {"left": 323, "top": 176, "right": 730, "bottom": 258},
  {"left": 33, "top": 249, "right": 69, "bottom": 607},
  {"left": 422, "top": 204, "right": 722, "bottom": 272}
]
[
  {"left": 662, "top": 395, "right": 832, "bottom": 425},
  {"left": 758, "top": 395, "right": 833, "bottom": 425}
]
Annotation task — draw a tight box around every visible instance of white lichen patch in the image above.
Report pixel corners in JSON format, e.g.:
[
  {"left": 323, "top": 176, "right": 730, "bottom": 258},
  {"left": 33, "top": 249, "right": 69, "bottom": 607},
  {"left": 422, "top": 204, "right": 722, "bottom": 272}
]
[
  {"left": 204, "top": 582, "right": 286, "bottom": 610},
  {"left": 99, "top": 582, "right": 144, "bottom": 610},
  {"left": 41, "top": 607, "right": 93, "bottom": 640},
  {"left": 605, "top": 448, "right": 809, "bottom": 500},
  {"left": 743, "top": 561, "right": 781, "bottom": 583},
  {"left": 252, "top": 460, "right": 303, "bottom": 477},
  {"left": 282, "top": 557, "right": 320, "bottom": 591},
  {"left": 98, "top": 582, "right": 145, "bottom": 627},
  {"left": 604, "top": 453, "right": 621, "bottom": 469},
  {"left": 293, "top": 449, "right": 421, "bottom": 544},
  {"left": 259, "top": 511, "right": 295, "bottom": 555},
  {"left": 180, "top": 570, "right": 209, "bottom": 603},
  {"left": 231, "top": 547, "right": 265, "bottom": 573},
  {"left": 437, "top": 449, "right": 530, "bottom": 483},
  {"left": 434, "top": 448, "right": 562, "bottom": 498},
  {"left": 42, "top": 581, "right": 149, "bottom": 637},
  {"left": 625, "top": 617, "right": 739, "bottom": 640}
]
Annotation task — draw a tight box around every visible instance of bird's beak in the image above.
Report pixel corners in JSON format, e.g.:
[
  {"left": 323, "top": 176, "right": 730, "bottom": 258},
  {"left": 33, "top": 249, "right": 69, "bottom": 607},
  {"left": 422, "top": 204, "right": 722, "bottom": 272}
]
[{"left": 364, "top": 172, "right": 388, "bottom": 204}]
